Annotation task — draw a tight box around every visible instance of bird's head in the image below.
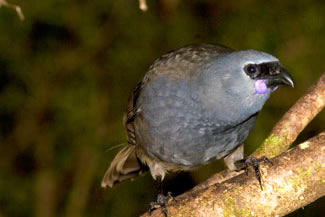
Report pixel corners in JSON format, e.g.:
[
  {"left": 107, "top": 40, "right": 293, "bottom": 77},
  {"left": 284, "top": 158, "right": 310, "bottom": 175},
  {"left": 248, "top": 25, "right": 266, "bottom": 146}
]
[
  {"left": 213, "top": 50, "right": 294, "bottom": 96},
  {"left": 197, "top": 49, "right": 294, "bottom": 120},
  {"left": 235, "top": 50, "right": 294, "bottom": 94}
]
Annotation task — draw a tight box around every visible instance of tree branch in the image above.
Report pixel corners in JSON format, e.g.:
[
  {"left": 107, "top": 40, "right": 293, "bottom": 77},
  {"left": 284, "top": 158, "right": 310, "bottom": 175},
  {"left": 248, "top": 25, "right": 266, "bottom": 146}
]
[
  {"left": 0, "top": 0, "right": 24, "bottom": 20},
  {"left": 142, "top": 133, "right": 325, "bottom": 217}
]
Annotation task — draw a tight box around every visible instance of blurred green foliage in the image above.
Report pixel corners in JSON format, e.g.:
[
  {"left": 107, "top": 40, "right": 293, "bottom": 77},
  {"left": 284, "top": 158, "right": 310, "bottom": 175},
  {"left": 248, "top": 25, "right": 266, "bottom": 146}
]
[{"left": 0, "top": 0, "right": 324, "bottom": 217}]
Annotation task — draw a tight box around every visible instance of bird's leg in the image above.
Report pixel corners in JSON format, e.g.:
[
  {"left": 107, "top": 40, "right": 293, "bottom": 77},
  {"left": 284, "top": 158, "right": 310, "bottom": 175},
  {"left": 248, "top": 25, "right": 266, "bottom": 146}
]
[
  {"left": 149, "top": 192, "right": 173, "bottom": 216},
  {"left": 234, "top": 156, "right": 273, "bottom": 190},
  {"left": 224, "top": 144, "right": 244, "bottom": 171},
  {"left": 149, "top": 177, "right": 174, "bottom": 217},
  {"left": 224, "top": 145, "right": 273, "bottom": 190}
]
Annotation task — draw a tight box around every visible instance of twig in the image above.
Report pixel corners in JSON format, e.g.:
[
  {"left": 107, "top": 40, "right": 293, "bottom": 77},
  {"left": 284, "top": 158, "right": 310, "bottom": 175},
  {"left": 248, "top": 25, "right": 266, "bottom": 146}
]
[
  {"left": 139, "top": 0, "right": 148, "bottom": 11},
  {"left": 0, "top": 0, "right": 24, "bottom": 20},
  {"left": 141, "top": 133, "right": 325, "bottom": 217}
]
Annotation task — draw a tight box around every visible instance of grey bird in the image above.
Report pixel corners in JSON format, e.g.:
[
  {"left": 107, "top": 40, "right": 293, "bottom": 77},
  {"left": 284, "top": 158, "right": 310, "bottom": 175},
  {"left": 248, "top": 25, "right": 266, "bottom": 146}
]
[{"left": 101, "top": 44, "right": 294, "bottom": 189}]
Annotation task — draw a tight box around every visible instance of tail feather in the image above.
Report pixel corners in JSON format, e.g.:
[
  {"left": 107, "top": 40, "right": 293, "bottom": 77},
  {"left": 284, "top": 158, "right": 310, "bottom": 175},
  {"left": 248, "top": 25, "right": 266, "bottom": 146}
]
[{"left": 101, "top": 145, "right": 145, "bottom": 188}]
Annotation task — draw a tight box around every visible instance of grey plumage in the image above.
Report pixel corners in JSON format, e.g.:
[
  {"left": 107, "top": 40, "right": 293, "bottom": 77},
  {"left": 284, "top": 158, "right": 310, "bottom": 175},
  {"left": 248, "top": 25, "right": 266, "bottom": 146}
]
[{"left": 102, "top": 44, "right": 294, "bottom": 188}]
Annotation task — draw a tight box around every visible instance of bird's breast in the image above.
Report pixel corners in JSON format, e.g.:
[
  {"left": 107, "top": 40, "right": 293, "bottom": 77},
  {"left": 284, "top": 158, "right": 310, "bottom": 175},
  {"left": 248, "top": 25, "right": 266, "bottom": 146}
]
[{"left": 133, "top": 76, "right": 257, "bottom": 167}]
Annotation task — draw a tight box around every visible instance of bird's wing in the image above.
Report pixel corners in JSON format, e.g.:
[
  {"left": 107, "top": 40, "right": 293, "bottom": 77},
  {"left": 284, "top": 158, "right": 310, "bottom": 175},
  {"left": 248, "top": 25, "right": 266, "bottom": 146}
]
[
  {"left": 124, "top": 80, "right": 143, "bottom": 145},
  {"left": 102, "top": 81, "right": 145, "bottom": 188}
]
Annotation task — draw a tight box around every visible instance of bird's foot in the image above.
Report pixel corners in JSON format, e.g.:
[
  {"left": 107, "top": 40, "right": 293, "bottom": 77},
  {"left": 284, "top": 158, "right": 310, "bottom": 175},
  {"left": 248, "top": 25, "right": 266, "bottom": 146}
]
[
  {"left": 149, "top": 192, "right": 174, "bottom": 217},
  {"left": 237, "top": 156, "right": 273, "bottom": 190}
]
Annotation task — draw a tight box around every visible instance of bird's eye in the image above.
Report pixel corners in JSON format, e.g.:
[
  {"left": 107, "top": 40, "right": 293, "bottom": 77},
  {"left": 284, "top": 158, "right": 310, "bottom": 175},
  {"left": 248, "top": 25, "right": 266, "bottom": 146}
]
[{"left": 246, "top": 65, "right": 257, "bottom": 74}]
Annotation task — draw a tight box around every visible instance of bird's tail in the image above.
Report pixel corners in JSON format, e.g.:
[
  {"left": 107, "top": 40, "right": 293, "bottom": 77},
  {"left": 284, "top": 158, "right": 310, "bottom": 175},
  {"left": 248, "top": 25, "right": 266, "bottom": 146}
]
[{"left": 101, "top": 145, "right": 146, "bottom": 188}]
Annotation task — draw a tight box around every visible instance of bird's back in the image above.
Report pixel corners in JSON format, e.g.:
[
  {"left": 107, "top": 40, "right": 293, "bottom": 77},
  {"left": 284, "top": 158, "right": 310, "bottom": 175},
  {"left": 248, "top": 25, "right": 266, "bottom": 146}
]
[
  {"left": 132, "top": 44, "right": 239, "bottom": 167},
  {"left": 143, "top": 44, "right": 232, "bottom": 82}
]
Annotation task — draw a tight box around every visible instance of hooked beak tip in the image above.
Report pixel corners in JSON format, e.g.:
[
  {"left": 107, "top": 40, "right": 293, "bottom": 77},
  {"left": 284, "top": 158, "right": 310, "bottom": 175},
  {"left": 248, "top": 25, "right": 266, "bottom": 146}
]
[{"left": 281, "top": 69, "right": 294, "bottom": 88}]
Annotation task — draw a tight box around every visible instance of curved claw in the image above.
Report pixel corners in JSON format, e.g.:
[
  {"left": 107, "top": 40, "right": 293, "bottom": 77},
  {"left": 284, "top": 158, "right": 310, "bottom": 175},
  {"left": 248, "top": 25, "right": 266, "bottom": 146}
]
[
  {"left": 149, "top": 192, "right": 174, "bottom": 217},
  {"left": 243, "top": 156, "right": 273, "bottom": 190}
]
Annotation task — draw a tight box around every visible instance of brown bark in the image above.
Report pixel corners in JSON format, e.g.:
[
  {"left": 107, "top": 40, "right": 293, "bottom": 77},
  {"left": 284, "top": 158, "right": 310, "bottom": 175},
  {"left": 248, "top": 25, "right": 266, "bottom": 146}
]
[{"left": 141, "top": 133, "right": 325, "bottom": 217}]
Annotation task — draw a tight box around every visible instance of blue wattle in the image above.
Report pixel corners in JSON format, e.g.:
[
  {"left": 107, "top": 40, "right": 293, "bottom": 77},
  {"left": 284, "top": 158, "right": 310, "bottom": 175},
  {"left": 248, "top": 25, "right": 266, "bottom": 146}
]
[{"left": 255, "top": 80, "right": 268, "bottom": 94}]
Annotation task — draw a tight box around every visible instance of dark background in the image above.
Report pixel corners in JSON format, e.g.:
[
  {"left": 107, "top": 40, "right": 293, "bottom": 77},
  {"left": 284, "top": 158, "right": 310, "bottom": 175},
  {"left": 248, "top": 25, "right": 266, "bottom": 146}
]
[{"left": 0, "top": 0, "right": 324, "bottom": 217}]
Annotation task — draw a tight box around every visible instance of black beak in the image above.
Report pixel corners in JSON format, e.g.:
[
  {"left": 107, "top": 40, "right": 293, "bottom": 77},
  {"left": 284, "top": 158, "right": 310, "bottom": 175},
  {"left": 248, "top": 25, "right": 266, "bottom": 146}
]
[{"left": 265, "top": 67, "right": 294, "bottom": 88}]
